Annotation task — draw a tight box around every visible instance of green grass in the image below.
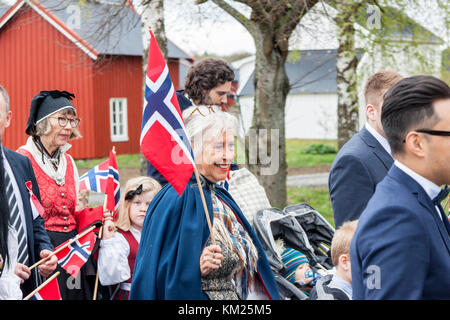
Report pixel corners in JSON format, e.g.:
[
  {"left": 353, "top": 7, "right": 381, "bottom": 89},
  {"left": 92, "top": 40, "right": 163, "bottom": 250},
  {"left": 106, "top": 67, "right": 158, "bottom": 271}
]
[
  {"left": 286, "top": 139, "right": 337, "bottom": 167},
  {"left": 287, "top": 187, "right": 334, "bottom": 227},
  {"left": 76, "top": 154, "right": 141, "bottom": 169}
]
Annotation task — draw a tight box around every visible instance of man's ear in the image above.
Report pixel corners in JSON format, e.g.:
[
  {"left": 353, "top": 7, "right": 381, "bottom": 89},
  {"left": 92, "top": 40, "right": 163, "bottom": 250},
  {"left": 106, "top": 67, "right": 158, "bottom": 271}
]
[
  {"left": 366, "top": 104, "right": 377, "bottom": 121},
  {"left": 5, "top": 110, "right": 11, "bottom": 128},
  {"left": 404, "top": 131, "right": 426, "bottom": 158}
]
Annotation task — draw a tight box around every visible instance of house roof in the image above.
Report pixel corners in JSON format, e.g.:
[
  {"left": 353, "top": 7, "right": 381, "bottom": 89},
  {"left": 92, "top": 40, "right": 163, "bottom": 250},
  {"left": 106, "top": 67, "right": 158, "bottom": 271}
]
[
  {"left": 239, "top": 49, "right": 345, "bottom": 96},
  {"left": 0, "top": 0, "right": 194, "bottom": 60}
]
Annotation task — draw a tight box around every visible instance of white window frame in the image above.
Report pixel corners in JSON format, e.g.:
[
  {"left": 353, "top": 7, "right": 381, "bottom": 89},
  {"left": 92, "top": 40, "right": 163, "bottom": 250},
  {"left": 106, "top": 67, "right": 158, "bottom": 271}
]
[{"left": 109, "top": 98, "right": 129, "bottom": 142}]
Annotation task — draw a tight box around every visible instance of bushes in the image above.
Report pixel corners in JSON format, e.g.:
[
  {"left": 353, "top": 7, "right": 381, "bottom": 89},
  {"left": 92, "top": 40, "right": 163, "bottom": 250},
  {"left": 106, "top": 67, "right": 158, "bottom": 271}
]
[{"left": 301, "top": 143, "right": 337, "bottom": 155}]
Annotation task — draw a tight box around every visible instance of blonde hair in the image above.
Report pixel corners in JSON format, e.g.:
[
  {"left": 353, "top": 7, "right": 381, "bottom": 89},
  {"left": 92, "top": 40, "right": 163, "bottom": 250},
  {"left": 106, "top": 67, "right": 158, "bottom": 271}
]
[
  {"left": 115, "top": 176, "right": 162, "bottom": 231},
  {"left": 331, "top": 220, "right": 358, "bottom": 267},
  {"left": 364, "top": 70, "right": 403, "bottom": 109}
]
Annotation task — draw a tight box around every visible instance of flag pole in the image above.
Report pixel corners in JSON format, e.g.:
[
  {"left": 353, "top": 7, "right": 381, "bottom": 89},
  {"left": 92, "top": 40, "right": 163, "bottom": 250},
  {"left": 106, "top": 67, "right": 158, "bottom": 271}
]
[
  {"left": 193, "top": 166, "right": 216, "bottom": 246},
  {"left": 93, "top": 146, "right": 116, "bottom": 300},
  {"left": 23, "top": 271, "right": 60, "bottom": 300},
  {"left": 28, "top": 225, "right": 96, "bottom": 271}
]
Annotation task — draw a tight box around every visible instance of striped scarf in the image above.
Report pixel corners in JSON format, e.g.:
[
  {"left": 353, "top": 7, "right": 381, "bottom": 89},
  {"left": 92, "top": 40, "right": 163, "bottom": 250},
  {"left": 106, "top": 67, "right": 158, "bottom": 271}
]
[{"left": 211, "top": 193, "right": 258, "bottom": 299}]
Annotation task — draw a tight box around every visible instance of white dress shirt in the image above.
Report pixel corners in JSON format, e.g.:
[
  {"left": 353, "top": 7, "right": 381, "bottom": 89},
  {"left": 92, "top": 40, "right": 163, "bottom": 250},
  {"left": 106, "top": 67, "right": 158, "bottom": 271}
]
[
  {"left": 0, "top": 227, "right": 23, "bottom": 300},
  {"left": 365, "top": 123, "right": 392, "bottom": 155},
  {"left": 394, "top": 160, "right": 443, "bottom": 221}
]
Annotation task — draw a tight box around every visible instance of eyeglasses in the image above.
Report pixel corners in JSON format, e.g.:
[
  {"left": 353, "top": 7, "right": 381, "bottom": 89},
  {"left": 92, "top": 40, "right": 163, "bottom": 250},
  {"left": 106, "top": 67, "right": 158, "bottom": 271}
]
[
  {"left": 403, "top": 129, "right": 450, "bottom": 142},
  {"left": 49, "top": 116, "right": 80, "bottom": 128},
  {"left": 416, "top": 129, "right": 450, "bottom": 136},
  {"left": 188, "top": 106, "right": 217, "bottom": 118}
]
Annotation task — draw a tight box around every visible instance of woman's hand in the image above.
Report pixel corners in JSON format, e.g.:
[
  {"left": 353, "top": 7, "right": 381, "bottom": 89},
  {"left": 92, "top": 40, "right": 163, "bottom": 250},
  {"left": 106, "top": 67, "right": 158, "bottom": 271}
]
[{"left": 199, "top": 244, "right": 224, "bottom": 277}]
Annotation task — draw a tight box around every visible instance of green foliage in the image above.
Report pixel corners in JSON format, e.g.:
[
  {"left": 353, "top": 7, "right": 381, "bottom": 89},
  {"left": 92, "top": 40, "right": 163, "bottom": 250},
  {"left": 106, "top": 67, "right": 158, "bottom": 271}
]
[
  {"left": 76, "top": 154, "right": 140, "bottom": 169},
  {"left": 286, "top": 139, "right": 337, "bottom": 167},
  {"left": 287, "top": 187, "right": 334, "bottom": 227},
  {"left": 301, "top": 143, "right": 337, "bottom": 155}
]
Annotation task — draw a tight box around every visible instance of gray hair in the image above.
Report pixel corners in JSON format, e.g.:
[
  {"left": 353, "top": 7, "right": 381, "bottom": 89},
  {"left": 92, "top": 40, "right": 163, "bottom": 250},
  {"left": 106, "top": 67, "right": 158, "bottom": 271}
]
[
  {"left": 182, "top": 106, "right": 237, "bottom": 157},
  {"left": 34, "top": 107, "right": 82, "bottom": 139},
  {"left": 0, "top": 85, "right": 10, "bottom": 113}
]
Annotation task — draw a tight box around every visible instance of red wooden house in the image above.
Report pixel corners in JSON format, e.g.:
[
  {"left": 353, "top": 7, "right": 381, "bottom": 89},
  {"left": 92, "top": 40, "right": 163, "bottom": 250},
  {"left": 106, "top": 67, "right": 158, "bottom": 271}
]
[{"left": 0, "top": 0, "right": 194, "bottom": 159}]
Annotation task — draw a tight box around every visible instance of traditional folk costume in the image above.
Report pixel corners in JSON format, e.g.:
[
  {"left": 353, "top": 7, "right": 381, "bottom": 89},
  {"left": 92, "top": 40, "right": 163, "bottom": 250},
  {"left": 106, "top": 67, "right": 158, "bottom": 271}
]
[
  {"left": 98, "top": 226, "right": 140, "bottom": 300},
  {"left": 130, "top": 175, "right": 280, "bottom": 300},
  {"left": 18, "top": 91, "right": 96, "bottom": 300}
]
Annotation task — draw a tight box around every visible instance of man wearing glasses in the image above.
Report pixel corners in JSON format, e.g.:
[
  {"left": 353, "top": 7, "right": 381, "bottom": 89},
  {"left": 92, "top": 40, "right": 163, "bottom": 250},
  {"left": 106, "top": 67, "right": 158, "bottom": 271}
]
[{"left": 350, "top": 75, "right": 450, "bottom": 299}]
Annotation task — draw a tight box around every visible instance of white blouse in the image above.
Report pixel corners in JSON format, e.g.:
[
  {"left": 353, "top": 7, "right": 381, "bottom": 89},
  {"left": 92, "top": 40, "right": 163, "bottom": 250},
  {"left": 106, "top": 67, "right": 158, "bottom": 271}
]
[
  {"left": 97, "top": 227, "right": 141, "bottom": 286},
  {"left": 0, "top": 227, "right": 23, "bottom": 300}
]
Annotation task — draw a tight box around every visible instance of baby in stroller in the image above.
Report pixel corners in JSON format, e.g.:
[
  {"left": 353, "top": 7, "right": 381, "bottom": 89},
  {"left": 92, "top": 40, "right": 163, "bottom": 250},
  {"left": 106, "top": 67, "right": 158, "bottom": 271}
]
[{"left": 279, "top": 246, "right": 322, "bottom": 296}]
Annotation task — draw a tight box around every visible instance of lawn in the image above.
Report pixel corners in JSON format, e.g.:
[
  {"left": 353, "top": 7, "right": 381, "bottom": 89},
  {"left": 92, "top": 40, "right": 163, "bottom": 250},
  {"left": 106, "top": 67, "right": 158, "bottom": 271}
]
[
  {"left": 234, "top": 138, "right": 337, "bottom": 167},
  {"left": 287, "top": 187, "right": 334, "bottom": 227},
  {"left": 76, "top": 153, "right": 141, "bottom": 169},
  {"left": 286, "top": 139, "right": 337, "bottom": 167}
]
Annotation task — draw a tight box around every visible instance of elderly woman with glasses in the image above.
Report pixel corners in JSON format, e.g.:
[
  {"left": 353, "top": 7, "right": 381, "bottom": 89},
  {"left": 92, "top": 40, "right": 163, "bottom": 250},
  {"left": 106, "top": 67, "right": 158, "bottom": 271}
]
[
  {"left": 17, "top": 90, "right": 93, "bottom": 300},
  {"left": 130, "top": 106, "right": 279, "bottom": 300}
]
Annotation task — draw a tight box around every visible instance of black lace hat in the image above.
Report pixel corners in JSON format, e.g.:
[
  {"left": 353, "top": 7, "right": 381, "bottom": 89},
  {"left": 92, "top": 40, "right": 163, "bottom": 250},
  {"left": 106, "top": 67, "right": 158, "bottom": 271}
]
[{"left": 25, "top": 90, "right": 76, "bottom": 136}]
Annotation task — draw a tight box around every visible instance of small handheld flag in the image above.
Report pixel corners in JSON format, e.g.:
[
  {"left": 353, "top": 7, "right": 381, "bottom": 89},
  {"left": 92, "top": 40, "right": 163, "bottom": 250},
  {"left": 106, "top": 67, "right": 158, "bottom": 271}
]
[
  {"left": 24, "top": 271, "right": 61, "bottom": 300},
  {"left": 54, "top": 228, "right": 96, "bottom": 279},
  {"left": 79, "top": 149, "right": 120, "bottom": 215}
]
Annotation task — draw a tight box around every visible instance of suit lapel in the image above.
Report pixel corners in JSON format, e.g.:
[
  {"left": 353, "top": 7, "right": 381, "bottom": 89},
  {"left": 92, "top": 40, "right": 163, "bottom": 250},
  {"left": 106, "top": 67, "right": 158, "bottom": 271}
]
[
  {"left": 390, "top": 166, "right": 450, "bottom": 254},
  {"left": 359, "top": 126, "right": 394, "bottom": 171}
]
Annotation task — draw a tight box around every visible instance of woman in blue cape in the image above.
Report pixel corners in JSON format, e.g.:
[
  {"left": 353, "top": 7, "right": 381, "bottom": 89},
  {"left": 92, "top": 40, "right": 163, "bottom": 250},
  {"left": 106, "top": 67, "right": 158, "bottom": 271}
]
[{"left": 130, "top": 107, "right": 280, "bottom": 300}]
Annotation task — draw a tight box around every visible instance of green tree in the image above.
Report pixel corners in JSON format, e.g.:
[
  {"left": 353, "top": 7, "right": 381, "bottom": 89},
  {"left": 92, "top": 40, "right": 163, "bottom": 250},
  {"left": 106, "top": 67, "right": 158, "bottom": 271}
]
[{"left": 196, "top": 0, "right": 319, "bottom": 208}]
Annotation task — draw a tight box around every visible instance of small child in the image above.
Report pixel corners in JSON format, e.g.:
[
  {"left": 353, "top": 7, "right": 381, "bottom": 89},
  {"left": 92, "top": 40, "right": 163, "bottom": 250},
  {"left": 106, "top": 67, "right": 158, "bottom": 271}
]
[
  {"left": 97, "top": 176, "right": 161, "bottom": 300},
  {"left": 310, "top": 220, "right": 358, "bottom": 300},
  {"left": 280, "top": 247, "right": 321, "bottom": 296}
]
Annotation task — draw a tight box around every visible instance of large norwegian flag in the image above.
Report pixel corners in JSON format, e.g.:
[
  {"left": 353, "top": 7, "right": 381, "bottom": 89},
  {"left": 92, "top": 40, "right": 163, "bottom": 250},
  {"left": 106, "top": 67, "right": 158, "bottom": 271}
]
[
  {"left": 140, "top": 30, "right": 195, "bottom": 195},
  {"left": 54, "top": 229, "right": 96, "bottom": 279},
  {"left": 79, "top": 149, "right": 120, "bottom": 214}
]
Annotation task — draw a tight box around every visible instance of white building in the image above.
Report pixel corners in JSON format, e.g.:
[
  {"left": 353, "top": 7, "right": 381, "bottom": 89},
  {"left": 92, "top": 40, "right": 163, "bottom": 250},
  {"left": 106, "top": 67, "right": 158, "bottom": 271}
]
[{"left": 233, "top": 3, "right": 445, "bottom": 140}]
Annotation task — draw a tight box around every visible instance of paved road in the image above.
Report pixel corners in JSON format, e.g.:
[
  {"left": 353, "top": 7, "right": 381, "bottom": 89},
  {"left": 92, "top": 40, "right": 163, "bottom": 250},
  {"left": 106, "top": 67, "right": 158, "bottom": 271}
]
[{"left": 287, "top": 172, "right": 329, "bottom": 187}]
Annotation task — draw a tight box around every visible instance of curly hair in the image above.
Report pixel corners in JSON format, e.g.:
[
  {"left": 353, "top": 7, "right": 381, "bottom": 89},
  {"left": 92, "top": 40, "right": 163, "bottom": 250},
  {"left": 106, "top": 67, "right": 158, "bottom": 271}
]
[{"left": 184, "top": 58, "right": 234, "bottom": 104}]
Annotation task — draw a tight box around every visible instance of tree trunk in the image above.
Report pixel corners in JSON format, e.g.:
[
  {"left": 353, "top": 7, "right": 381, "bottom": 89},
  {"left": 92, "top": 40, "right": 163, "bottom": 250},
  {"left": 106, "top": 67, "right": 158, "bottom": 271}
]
[
  {"left": 140, "top": 0, "right": 167, "bottom": 176},
  {"left": 247, "top": 31, "right": 290, "bottom": 209},
  {"left": 335, "top": 0, "right": 361, "bottom": 150}
]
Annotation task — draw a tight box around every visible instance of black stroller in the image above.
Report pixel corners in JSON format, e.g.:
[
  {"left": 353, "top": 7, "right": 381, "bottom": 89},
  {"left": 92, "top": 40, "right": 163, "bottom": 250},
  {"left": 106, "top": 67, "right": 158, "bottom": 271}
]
[{"left": 254, "top": 203, "right": 335, "bottom": 300}]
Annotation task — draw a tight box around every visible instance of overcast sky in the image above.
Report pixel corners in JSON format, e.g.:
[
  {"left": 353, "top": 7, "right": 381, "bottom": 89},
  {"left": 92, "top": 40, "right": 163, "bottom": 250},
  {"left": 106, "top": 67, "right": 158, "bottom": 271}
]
[{"left": 3, "top": 0, "right": 448, "bottom": 56}]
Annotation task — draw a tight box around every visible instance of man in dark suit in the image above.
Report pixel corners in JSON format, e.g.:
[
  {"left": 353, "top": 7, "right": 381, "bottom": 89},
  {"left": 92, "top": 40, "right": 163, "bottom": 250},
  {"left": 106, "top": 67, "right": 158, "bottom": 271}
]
[
  {"left": 351, "top": 75, "right": 450, "bottom": 299},
  {"left": 329, "top": 70, "right": 403, "bottom": 228},
  {"left": 0, "top": 85, "right": 57, "bottom": 296}
]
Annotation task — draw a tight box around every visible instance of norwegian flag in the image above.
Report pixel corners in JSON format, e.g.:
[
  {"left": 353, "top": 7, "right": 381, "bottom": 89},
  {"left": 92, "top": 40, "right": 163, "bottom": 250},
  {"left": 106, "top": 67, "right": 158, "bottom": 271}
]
[
  {"left": 25, "top": 181, "right": 45, "bottom": 219},
  {"left": 54, "top": 229, "right": 96, "bottom": 279},
  {"left": 140, "top": 29, "right": 195, "bottom": 195},
  {"left": 32, "top": 274, "right": 61, "bottom": 300},
  {"left": 79, "top": 149, "right": 120, "bottom": 214}
]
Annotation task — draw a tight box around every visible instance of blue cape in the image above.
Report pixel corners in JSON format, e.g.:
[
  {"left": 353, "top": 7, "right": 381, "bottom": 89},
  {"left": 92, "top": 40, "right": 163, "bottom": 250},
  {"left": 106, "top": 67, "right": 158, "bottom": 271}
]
[{"left": 129, "top": 176, "right": 280, "bottom": 300}]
